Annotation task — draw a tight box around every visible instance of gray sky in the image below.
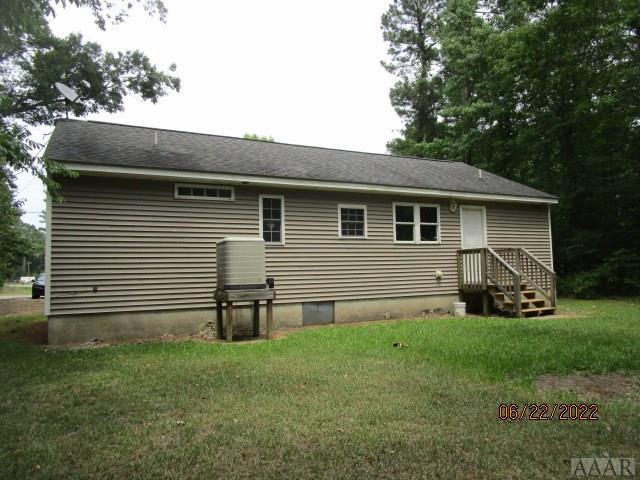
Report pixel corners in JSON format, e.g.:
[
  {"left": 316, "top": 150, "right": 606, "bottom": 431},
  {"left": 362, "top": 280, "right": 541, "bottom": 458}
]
[{"left": 17, "top": 0, "right": 403, "bottom": 227}]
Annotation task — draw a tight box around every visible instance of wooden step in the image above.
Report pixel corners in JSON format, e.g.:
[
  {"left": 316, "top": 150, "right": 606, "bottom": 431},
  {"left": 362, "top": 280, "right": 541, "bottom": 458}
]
[
  {"left": 501, "top": 298, "right": 546, "bottom": 306},
  {"left": 488, "top": 284, "right": 527, "bottom": 292},
  {"left": 521, "top": 306, "right": 555, "bottom": 316},
  {"left": 491, "top": 289, "right": 538, "bottom": 297},
  {"left": 489, "top": 291, "right": 546, "bottom": 306}
]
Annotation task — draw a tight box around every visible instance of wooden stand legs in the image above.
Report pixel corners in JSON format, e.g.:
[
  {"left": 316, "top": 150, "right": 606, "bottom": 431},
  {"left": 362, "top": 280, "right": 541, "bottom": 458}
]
[
  {"left": 226, "top": 301, "right": 234, "bottom": 342},
  {"left": 216, "top": 298, "right": 273, "bottom": 341},
  {"left": 252, "top": 300, "right": 260, "bottom": 337},
  {"left": 266, "top": 299, "right": 273, "bottom": 340},
  {"left": 215, "top": 289, "right": 276, "bottom": 342},
  {"left": 216, "top": 300, "right": 223, "bottom": 340}
]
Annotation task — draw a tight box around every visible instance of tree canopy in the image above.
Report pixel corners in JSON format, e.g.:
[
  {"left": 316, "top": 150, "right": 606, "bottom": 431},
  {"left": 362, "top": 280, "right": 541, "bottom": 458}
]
[
  {"left": 381, "top": 0, "right": 640, "bottom": 297},
  {"left": 0, "top": 0, "right": 180, "bottom": 192},
  {"left": 381, "top": 0, "right": 444, "bottom": 155},
  {"left": 243, "top": 133, "right": 275, "bottom": 142},
  {"left": 0, "top": 0, "right": 180, "bottom": 283}
]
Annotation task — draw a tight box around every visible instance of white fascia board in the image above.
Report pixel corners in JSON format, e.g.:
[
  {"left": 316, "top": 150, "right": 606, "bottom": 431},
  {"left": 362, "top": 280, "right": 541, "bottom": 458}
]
[{"left": 60, "top": 162, "right": 559, "bottom": 205}]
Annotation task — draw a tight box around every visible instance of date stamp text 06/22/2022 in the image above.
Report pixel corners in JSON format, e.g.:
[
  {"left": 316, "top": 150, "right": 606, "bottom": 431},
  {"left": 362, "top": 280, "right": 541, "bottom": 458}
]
[{"left": 498, "top": 403, "right": 599, "bottom": 421}]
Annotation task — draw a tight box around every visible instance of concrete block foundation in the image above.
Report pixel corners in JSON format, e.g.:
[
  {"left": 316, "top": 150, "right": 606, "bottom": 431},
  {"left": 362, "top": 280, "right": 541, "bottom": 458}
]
[{"left": 48, "top": 294, "right": 459, "bottom": 345}]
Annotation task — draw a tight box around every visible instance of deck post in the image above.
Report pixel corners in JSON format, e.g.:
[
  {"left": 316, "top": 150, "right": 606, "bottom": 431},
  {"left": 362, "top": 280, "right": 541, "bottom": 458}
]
[
  {"left": 481, "top": 249, "right": 489, "bottom": 315},
  {"left": 226, "top": 301, "right": 234, "bottom": 342},
  {"left": 252, "top": 300, "right": 260, "bottom": 337},
  {"left": 514, "top": 274, "right": 522, "bottom": 317},
  {"left": 482, "top": 292, "right": 489, "bottom": 316},
  {"left": 481, "top": 248, "right": 488, "bottom": 290}
]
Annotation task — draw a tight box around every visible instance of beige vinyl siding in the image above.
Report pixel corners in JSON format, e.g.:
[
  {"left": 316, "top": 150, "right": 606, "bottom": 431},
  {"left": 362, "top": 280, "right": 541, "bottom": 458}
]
[
  {"left": 264, "top": 190, "right": 459, "bottom": 303},
  {"left": 50, "top": 176, "right": 552, "bottom": 316},
  {"left": 50, "top": 177, "right": 256, "bottom": 315},
  {"left": 485, "top": 203, "right": 552, "bottom": 265}
]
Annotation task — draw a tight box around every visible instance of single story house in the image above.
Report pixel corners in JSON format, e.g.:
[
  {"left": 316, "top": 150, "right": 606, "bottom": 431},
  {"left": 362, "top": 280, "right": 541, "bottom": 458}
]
[{"left": 44, "top": 119, "right": 558, "bottom": 344}]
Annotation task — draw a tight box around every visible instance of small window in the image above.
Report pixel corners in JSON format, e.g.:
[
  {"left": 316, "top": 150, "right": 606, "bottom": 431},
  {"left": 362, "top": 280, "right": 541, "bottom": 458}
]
[
  {"left": 419, "top": 206, "right": 439, "bottom": 242},
  {"left": 394, "top": 205, "right": 415, "bottom": 242},
  {"left": 175, "top": 183, "right": 234, "bottom": 201},
  {"left": 338, "top": 204, "right": 367, "bottom": 238},
  {"left": 393, "top": 203, "right": 440, "bottom": 244},
  {"left": 259, "top": 194, "right": 285, "bottom": 244}
]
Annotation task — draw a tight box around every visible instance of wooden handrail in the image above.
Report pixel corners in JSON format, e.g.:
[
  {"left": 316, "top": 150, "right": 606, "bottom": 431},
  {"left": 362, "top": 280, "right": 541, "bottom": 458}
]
[
  {"left": 457, "top": 248, "right": 486, "bottom": 292},
  {"left": 518, "top": 248, "right": 556, "bottom": 306},
  {"left": 520, "top": 247, "right": 555, "bottom": 274},
  {"left": 486, "top": 247, "right": 522, "bottom": 316},
  {"left": 486, "top": 247, "right": 519, "bottom": 275},
  {"left": 458, "top": 246, "right": 556, "bottom": 315}
]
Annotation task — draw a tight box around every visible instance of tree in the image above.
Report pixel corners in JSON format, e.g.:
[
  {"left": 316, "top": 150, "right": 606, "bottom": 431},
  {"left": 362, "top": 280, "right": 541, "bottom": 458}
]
[
  {"left": 0, "top": 0, "right": 180, "bottom": 193},
  {"left": 380, "top": 0, "right": 445, "bottom": 156},
  {"left": 243, "top": 133, "right": 274, "bottom": 142},
  {"left": 0, "top": 0, "right": 180, "bottom": 282},
  {"left": 0, "top": 167, "right": 23, "bottom": 285},
  {"left": 381, "top": 0, "right": 640, "bottom": 296},
  {"left": 11, "top": 222, "right": 46, "bottom": 278}
]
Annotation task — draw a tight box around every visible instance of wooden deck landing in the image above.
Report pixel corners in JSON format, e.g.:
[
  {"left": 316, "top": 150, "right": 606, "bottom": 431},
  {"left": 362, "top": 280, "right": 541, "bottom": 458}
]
[{"left": 458, "top": 247, "right": 556, "bottom": 317}]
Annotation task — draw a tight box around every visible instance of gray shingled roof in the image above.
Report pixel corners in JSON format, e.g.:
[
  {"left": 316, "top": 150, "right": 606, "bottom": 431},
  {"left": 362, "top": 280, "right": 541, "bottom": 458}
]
[{"left": 46, "top": 119, "right": 555, "bottom": 200}]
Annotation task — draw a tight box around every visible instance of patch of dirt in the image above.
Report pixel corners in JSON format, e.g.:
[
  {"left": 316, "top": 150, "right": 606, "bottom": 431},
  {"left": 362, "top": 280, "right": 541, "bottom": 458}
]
[
  {"left": 49, "top": 329, "right": 291, "bottom": 349},
  {"left": 23, "top": 321, "right": 48, "bottom": 344},
  {"left": 65, "top": 338, "right": 111, "bottom": 351},
  {"left": 0, "top": 320, "right": 48, "bottom": 345},
  {"left": 535, "top": 372, "right": 640, "bottom": 401}
]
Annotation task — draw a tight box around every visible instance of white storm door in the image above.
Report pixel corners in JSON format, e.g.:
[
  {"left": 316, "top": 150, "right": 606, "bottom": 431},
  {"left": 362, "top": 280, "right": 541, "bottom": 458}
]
[{"left": 460, "top": 206, "right": 487, "bottom": 284}]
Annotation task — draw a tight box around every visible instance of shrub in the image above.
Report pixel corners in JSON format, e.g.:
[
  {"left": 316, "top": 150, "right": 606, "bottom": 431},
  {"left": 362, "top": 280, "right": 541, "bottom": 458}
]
[{"left": 559, "top": 249, "right": 640, "bottom": 298}]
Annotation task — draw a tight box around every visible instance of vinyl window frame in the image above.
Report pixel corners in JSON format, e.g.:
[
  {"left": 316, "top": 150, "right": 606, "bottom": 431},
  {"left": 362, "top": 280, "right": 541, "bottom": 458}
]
[
  {"left": 337, "top": 204, "right": 368, "bottom": 239},
  {"left": 392, "top": 202, "right": 441, "bottom": 245},
  {"left": 259, "top": 194, "right": 285, "bottom": 245},
  {"left": 174, "top": 183, "right": 234, "bottom": 201}
]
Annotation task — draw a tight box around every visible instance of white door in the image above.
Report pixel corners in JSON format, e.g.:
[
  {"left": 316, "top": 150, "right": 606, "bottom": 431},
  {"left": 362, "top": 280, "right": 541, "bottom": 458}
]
[
  {"left": 461, "top": 206, "right": 487, "bottom": 249},
  {"left": 460, "top": 206, "right": 487, "bottom": 284}
]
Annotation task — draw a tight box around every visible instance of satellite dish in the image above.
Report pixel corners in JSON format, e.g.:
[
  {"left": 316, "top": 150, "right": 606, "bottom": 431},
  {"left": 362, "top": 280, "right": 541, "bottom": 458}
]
[{"left": 54, "top": 82, "right": 80, "bottom": 103}]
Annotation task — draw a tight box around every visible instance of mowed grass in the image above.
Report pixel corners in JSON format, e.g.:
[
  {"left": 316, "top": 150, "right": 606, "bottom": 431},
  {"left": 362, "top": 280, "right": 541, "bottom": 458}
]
[
  {"left": 0, "top": 299, "right": 639, "bottom": 479},
  {"left": 0, "top": 284, "right": 31, "bottom": 296}
]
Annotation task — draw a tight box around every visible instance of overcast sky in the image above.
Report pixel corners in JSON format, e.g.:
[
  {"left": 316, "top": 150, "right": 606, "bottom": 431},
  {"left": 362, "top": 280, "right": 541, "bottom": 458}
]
[{"left": 17, "top": 0, "right": 403, "bottom": 227}]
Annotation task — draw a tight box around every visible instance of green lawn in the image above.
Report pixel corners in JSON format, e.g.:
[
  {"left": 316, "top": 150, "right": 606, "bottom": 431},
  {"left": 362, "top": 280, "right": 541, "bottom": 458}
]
[
  {"left": 0, "top": 284, "right": 31, "bottom": 296},
  {"left": 0, "top": 299, "right": 638, "bottom": 479}
]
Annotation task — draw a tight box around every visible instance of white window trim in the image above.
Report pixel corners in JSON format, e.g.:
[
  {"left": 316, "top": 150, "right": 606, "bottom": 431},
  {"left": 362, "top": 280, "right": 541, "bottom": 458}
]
[
  {"left": 337, "top": 204, "right": 368, "bottom": 239},
  {"left": 174, "top": 183, "right": 235, "bottom": 201},
  {"left": 259, "top": 194, "right": 285, "bottom": 245},
  {"left": 392, "top": 202, "right": 441, "bottom": 245},
  {"left": 45, "top": 192, "right": 52, "bottom": 316}
]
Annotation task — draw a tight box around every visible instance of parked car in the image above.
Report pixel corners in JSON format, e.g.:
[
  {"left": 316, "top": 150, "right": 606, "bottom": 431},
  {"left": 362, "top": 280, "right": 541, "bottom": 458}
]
[{"left": 32, "top": 274, "right": 45, "bottom": 299}]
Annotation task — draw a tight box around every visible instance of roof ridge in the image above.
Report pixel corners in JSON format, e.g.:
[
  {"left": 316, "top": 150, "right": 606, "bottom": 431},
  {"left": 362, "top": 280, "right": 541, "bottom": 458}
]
[{"left": 57, "top": 118, "right": 454, "bottom": 164}]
